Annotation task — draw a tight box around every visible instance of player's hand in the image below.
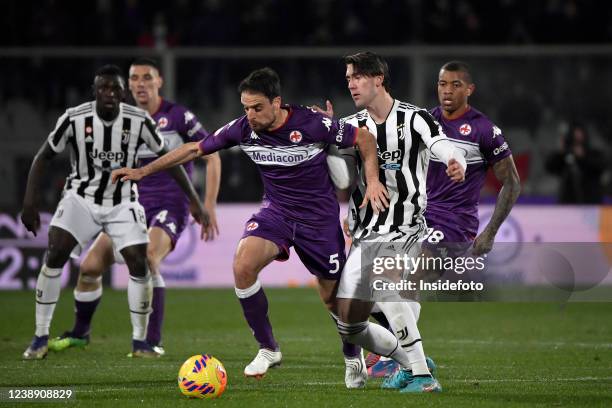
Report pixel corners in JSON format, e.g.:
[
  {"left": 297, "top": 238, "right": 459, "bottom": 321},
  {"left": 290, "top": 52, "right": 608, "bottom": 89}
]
[
  {"left": 342, "top": 216, "right": 350, "bottom": 238},
  {"left": 203, "top": 201, "right": 220, "bottom": 241},
  {"left": 446, "top": 158, "right": 465, "bottom": 182},
  {"left": 189, "top": 201, "right": 211, "bottom": 240},
  {"left": 473, "top": 228, "right": 495, "bottom": 255},
  {"left": 21, "top": 204, "right": 40, "bottom": 236},
  {"left": 360, "top": 180, "right": 390, "bottom": 214},
  {"left": 311, "top": 100, "right": 334, "bottom": 118},
  {"left": 111, "top": 167, "right": 145, "bottom": 183}
]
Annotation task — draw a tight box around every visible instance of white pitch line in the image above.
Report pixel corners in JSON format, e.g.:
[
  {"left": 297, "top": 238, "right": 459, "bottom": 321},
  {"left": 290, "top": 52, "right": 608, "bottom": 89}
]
[{"left": 431, "top": 339, "right": 612, "bottom": 349}]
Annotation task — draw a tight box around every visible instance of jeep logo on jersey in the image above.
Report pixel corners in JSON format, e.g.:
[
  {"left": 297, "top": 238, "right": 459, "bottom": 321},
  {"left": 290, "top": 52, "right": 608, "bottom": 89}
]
[
  {"left": 378, "top": 149, "right": 402, "bottom": 161},
  {"left": 493, "top": 142, "right": 509, "bottom": 156},
  {"left": 289, "top": 130, "right": 302, "bottom": 143},
  {"left": 459, "top": 123, "right": 472, "bottom": 136},
  {"left": 89, "top": 148, "right": 126, "bottom": 162}
]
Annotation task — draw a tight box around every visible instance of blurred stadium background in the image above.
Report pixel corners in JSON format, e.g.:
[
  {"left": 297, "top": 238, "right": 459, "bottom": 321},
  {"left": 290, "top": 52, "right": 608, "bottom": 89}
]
[{"left": 0, "top": 0, "right": 610, "bottom": 289}]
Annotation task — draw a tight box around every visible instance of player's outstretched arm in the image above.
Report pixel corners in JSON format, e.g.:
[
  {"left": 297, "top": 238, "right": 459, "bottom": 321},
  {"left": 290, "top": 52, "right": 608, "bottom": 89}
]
[
  {"left": 21, "top": 142, "right": 57, "bottom": 236},
  {"left": 111, "top": 141, "right": 203, "bottom": 183},
  {"left": 311, "top": 100, "right": 334, "bottom": 118},
  {"left": 473, "top": 156, "right": 520, "bottom": 255},
  {"left": 200, "top": 152, "right": 221, "bottom": 240},
  {"left": 354, "top": 127, "right": 390, "bottom": 213}
]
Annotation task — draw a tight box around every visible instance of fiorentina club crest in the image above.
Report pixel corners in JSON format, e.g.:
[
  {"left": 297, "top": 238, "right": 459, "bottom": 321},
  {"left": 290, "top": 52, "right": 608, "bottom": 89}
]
[
  {"left": 289, "top": 130, "right": 302, "bottom": 143},
  {"left": 459, "top": 123, "right": 472, "bottom": 136},
  {"left": 157, "top": 117, "right": 168, "bottom": 129},
  {"left": 246, "top": 221, "right": 259, "bottom": 231}
]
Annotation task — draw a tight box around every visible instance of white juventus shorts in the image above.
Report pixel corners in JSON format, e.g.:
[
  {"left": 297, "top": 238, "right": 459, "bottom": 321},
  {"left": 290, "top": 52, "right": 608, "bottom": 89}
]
[
  {"left": 50, "top": 191, "right": 149, "bottom": 257},
  {"left": 337, "top": 225, "right": 426, "bottom": 301}
]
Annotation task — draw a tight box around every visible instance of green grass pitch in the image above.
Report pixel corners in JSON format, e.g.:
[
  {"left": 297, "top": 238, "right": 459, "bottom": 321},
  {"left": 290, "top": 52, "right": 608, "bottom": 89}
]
[{"left": 0, "top": 288, "right": 611, "bottom": 407}]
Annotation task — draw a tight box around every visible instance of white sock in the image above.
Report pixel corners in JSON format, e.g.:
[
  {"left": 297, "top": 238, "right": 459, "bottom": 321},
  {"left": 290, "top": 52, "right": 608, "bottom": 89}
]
[
  {"left": 35, "top": 265, "right": 63, "bottom": 337},
  {"left": 151, "top": 273, "right": 165, "bottom": 288},
  {"left": 127, "top": 275, "right": 152, "bottom": 341},
  {"left": 234, "top": 280, "right": 261, "bottom": 298},
  {"left": 377, "top": 301, "right": 429, "bottom": 375},
  {"left": 337, "top": 320, "right": 412, "bottom": 370},
  {"left": 74, "top": 286, "right": 102, "bottom": 302}
]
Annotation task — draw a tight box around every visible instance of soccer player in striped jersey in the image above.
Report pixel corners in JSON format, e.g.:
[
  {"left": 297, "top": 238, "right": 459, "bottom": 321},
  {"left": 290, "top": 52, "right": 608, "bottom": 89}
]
[
  {"left": 47, "top": 58, "right": 221, "bottom": 356},
  {"left": 427, "top": 61, "right": 520, "bottom": 254},
  {"left": 21, "top": 65, "right": 208, "bottom": 360},
  {"left": 112, "top": 67, "right": 389, "bottom": 386},
  {"left": 332, "top": 52, "right": 466, "bottom": 393}
]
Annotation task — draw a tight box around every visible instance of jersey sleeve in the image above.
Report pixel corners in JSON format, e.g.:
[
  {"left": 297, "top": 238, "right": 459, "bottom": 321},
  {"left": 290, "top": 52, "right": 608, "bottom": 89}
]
[
  {"left": 412, "top": 110, "right": 446, "bottom": 147},
  {"left": 198, "top": 118, "right": 244, "bottom": 154},
  {"left": 47, "top": 111, "right": 73, "bottom": 153},
  {"left": 179, "top": 107, "right": 209, "bottom": 142},
  {"left": 480, "top": 123, "right": 511, "bottom": 164},
  {"left": 140, "top": 113, "right": 165, "bottom": 154},
  {"left": 310, "top": 110, "right": 357, "bottom": 148}
]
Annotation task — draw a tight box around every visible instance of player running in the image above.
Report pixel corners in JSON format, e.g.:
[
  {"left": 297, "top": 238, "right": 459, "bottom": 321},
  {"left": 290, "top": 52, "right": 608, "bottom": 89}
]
[
  {"left": 111, "top": 67, "right": 389, "bottom": 386},
  {"left": 47, "top": 58, "right": 221, "bottom": 357},
  {"left": 21, "top": 65, "right": 208, "bottom": 360}
]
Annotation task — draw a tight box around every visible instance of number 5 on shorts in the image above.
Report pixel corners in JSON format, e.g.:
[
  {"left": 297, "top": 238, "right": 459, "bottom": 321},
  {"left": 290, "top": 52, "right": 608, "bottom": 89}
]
[{"left": 328, "top": 253, "right": 340, "bottom": 274}]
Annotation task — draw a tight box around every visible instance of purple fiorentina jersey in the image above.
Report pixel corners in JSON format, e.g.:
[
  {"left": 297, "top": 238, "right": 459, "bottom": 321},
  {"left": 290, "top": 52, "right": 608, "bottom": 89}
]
[
  {"left": 426, "top": 106, "right": 511, "bottom": 237},
  {"left": 199, "top": 105, "right": 357, "bottom": 226},
  {"left": 137, "top": 99, "right": 208, "bottom": 208}
]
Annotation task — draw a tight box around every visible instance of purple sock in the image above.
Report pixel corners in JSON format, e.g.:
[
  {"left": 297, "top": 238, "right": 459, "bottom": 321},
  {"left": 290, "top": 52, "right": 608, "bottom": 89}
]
[
  {"left": 146, "top": 287, "right": 165, "bottom": 345},
  {"left": 342, "top": 339, "right": 361, "bottom": 358},
  {"left": 238, "top": 287, "right": 278, "bottom": 351},
  {"left": 71, "top": 297, "right": 101, "bottom": 338}
]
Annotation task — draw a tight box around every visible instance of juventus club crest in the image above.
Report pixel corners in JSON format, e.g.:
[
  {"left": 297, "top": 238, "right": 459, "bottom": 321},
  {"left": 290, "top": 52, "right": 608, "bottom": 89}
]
[{"left": 121, "top": 129, "right": 131, "bottom": 144}]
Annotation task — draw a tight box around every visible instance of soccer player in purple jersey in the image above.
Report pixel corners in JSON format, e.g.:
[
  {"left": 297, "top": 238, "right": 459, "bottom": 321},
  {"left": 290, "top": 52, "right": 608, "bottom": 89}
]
[
  {"left": 111, "top": 68, "right": 389, "bottom": 385},
  {"left": 47, "top": 59, "right": 221, "bottom": 357},
  {"left": 427, "top": 61, "right": 520, "bottom": 254}
]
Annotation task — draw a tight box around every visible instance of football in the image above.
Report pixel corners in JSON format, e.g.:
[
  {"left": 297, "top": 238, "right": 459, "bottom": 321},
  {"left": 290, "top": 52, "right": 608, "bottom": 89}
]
[{"left": 177, "top": 354, "right": 228, "bottom": 399}]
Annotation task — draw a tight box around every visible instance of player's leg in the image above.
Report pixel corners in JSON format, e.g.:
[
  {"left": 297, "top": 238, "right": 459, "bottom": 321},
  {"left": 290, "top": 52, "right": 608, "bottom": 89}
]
[
  {"left": 144, "top": 226, "right": 173, "bottom": 352},
  {"left": 48, "top": 233, "right": 114, "bottom": 352},
  {"left": 24, "top": 192, "right": 100, "bottom": 360},
  {"left": 292, "top": 221, "right": 366, "bottom": 388},
  {"left": 233, "top": 234, "right": 284, "bottom": 377},
  {"left": 23, "top": 226, "right": 79, "bottom": 360},
  {"left": 105, "top": 201, "right": 155, "bottom": 357}
]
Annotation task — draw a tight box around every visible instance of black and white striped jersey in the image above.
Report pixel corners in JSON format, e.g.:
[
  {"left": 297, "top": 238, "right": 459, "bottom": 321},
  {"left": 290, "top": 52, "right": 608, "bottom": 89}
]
[
  {"left": 343, "top": 99, "right": 451, "bottom": 240},
  {"left": 47, "top": 101, "right": 164, "bottom": 206}
]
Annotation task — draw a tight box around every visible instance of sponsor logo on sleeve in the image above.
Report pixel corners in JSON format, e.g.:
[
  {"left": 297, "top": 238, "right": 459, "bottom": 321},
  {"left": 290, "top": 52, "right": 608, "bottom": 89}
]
[
  {"left": 493, "top": 142, "right": 509, "bottom": 156},
  {"left": 246, "top": 221, "right": 259, "bottom": 231}
]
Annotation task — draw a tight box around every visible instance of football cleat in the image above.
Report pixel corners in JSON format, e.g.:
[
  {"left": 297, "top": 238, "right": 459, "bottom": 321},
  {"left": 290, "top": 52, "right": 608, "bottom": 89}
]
[
  {"left": 381, "top": 368, "right": 413, "bottom": 389},
  {"left": 48, "top": 331, "right": 89, "bottom": 352},
  {"left": 244, "top": 348, "right": 282, "bottom": 378},
  {"left": 22, "top": 335, "right": 49, "bottom": 360},
  {"left": 344, "top": 351, "right": 367, "bottom": 389},
  {"left": 151, "top": 344, "right": 165, "bottom": 356},
  {"left": 400, "top": 376, "right": 442, "bottom": 393},
  {"left": 128, "top": 340, "right": 161, "bottom": 358},
  {"left": 364, "top": 352, "right": 381, "bottom": 368},
  {"left": 368, "top": 358, "right": 400, "bottom": 378}
]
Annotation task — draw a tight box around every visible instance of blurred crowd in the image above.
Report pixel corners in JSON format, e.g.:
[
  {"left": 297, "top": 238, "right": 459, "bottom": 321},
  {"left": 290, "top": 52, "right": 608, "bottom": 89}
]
[{"left": 3, "top": 0, "right": 612, "bottom": 47}]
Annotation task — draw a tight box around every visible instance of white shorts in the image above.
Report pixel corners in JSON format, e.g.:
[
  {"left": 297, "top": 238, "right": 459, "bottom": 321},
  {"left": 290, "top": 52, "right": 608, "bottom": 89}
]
[
  {"left": 337, "top": 225, "right": 426, "bottom": 301},
  {"left": 50, "top": 191, "right": 149, "bottom": 257}
]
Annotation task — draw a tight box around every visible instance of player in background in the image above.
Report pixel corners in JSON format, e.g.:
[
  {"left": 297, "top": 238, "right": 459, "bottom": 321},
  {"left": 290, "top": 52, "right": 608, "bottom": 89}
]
[
  {"left": 112, "top": 67, "right": 389, "bottom": 387},
  {"left": 47, "top": 58, "right": 221, "bottom": 356},
  {"left": 21, "top": 65, "right": 208, "bottom": 360},
  {"left": 331, "top": 52, "right": 466, "bottom": 393},
  {"left": 366, "top": 61, "right": 521, "bottom": 377}
]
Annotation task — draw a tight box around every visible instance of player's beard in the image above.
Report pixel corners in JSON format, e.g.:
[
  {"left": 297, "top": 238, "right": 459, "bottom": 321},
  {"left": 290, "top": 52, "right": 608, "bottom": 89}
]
[{"left": 253, "top": 115, "right": 276, "bottom": 132}]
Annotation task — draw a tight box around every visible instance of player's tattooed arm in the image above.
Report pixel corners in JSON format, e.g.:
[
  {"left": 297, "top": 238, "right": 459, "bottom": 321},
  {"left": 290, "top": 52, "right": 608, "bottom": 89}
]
[
  {"left": 21, "top": 142, "right": 58, "bottom": 235},
  {"left": 473, "top": 155, "right": 521, "bottom": 255},
  {"left": 355, "top": 127, "right": 390, "bottom": 213}
]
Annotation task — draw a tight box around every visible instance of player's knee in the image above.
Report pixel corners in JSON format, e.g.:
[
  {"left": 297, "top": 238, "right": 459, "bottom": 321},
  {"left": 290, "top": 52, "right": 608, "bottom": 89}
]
[
  {"left": 146, "top": 246, "right": 163, "bottom": 271},
  {"left": 77, "top": 273, "right": 102, "bottom": 292},
  {"left": 122, "top": 246, "right": 149, "bottom": 278},
  {"left": 233, "top": 258, "right": 257, "bottom": 287},
  {"left": 45, "top": 245, "right": 71, "bottom": 268}
]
